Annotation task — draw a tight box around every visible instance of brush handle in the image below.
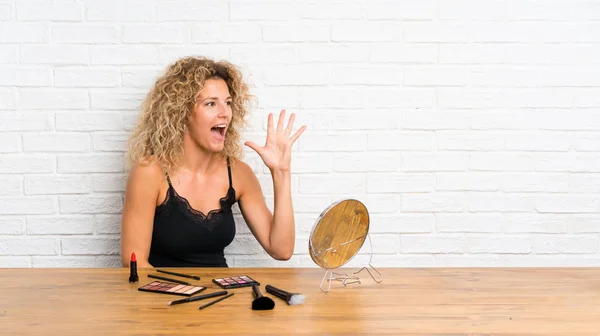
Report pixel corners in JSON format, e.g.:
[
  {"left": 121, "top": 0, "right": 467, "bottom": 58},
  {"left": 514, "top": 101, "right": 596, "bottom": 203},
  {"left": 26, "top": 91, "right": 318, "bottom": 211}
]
[
  {"left": 251, "top": 285, "right": 264, "bottom": 299},
  {"left": 265, "top": 284, "right": 291, "bottom": 301},
  {"left": 199, "top": 293, "right": 234, "bottom": 310},
  {"left": 157, "top": 269, "right": 200, "bottom": 280},
  {"left": 148, "top": 274, "right": 191, "bottom": 285},
  {"left": 169, "top": 291, "right": 227, "bottom": 306}
]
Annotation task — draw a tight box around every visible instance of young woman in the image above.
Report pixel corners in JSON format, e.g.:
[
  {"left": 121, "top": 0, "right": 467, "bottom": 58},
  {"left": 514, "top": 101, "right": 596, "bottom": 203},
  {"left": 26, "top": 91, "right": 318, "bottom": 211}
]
[{"left": 120, "top": 56, "right": 306, "bottom": 268}]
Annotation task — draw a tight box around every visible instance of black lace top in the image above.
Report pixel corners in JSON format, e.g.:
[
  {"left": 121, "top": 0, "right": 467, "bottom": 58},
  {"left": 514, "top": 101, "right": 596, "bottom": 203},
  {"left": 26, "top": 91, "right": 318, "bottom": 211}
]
[{"left": 148, "top": 159, "right": 237, "bottom": 267}]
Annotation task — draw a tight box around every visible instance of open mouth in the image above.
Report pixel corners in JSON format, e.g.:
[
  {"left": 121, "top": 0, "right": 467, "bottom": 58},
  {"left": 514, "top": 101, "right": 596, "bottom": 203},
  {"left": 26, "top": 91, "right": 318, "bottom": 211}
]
[{"left": 211, "top": 124, "right": 227, "bottom": 140}]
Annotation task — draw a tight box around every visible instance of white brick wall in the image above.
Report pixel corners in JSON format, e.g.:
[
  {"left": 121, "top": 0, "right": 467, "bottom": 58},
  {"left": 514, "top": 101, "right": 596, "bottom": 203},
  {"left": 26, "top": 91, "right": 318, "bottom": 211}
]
[{"left": 1, "top": 0, "right": 599, "bottom": 268}]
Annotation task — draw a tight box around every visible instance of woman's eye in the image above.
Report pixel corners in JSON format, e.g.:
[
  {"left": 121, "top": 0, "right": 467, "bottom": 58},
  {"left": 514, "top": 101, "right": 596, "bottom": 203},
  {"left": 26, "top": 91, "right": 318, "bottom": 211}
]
[
  {"left": 206, "top": 102, "right": 215, "bottom": 107},
  {"left": 226, "top": 101, "right": 232, "bottom": 106}
]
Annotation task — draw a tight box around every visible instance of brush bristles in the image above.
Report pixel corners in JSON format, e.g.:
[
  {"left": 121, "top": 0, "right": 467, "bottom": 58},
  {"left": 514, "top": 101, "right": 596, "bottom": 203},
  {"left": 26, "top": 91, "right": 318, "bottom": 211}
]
[
  {"left": 288, "top": 294, "right": 305, "bottom": 306},
  {"left": 252, "top": 296, "right": 275, "bottom": 310}
]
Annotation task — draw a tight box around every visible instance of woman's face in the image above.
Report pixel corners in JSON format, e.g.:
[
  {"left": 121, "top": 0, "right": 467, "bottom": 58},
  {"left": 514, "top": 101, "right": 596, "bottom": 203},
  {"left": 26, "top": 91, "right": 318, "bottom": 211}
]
[{"left": 186, "top": 77, "right": 233, "bottom": 153}]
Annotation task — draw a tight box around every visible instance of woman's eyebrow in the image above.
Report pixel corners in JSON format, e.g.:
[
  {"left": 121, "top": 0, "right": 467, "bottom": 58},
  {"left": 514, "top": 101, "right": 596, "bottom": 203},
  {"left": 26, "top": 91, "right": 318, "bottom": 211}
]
[{"left": 200, "top": 96, "right": 232, "bottom": 102}]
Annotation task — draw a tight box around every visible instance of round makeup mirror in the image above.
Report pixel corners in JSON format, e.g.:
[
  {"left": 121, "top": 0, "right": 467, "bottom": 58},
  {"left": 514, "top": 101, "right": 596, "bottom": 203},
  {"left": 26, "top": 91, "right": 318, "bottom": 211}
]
[
  {"left": 308, "top": 199, "right": 381, "bottom": 292},
  {"left": 308, "top": 199, "right": 369, "bottom": 269}
]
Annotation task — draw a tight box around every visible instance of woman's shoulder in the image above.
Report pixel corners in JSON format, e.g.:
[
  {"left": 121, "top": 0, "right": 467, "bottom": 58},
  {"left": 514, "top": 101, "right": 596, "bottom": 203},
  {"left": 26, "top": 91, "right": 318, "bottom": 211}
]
[
  {"left": 228, "top": 156, "right": 256, "bottom": 178},
  {"left": 123, "top": 156, "right": 166, "bottom": 207},
  {"left": 127, "top": 156, "right": 166, "bottom": 184},
  {"left": 228, "top": 156, "right": 262, "bottom": 197}
]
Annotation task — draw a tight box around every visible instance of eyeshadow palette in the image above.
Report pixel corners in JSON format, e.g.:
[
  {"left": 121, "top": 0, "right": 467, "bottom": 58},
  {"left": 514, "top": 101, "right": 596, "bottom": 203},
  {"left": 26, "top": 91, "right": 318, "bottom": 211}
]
[
  {"left": 138, "top": 281, "right": 207, "bottom": 297},
  {"left": 212, "top": 275, "right": 260, "bottom": 289}
]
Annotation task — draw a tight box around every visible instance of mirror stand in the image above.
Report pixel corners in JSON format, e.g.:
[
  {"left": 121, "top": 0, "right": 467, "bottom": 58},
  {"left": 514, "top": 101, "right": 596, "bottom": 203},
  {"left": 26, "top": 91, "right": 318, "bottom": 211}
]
[
  {"left": 319, "top": 269, "right": 360, "bottom": 293},
  {"left": 312, "top": 233, "right": 383, "bottom": 293}
]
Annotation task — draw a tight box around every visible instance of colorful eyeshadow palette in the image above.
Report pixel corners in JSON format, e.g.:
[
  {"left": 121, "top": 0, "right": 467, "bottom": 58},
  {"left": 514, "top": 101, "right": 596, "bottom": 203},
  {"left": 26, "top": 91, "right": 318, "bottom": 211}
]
[
  {"left": 212, "top": 275, "right": 260, "bottom": 289},
  {"left": 138, "top": 281, "right": 207, "bottom": 297}
]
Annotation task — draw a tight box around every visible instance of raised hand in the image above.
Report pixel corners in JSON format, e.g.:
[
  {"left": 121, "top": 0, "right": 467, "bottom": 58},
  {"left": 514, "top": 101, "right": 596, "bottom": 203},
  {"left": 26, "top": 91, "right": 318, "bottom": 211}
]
[{"left": 244, "top": 109, "right": 306, "bottom": 172}]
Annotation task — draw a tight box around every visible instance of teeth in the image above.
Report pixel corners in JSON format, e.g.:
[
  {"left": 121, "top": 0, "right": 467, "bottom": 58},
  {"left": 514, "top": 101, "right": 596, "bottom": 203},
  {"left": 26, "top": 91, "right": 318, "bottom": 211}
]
[{"left": 213, "top": 124, "right": 226, "bottom": 128}]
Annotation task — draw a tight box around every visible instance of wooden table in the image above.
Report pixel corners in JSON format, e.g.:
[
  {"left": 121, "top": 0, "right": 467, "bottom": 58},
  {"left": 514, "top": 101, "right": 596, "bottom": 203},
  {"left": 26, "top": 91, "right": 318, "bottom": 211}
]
[{"left": 2, "top": 267, "right": 600, "bottom": 335}]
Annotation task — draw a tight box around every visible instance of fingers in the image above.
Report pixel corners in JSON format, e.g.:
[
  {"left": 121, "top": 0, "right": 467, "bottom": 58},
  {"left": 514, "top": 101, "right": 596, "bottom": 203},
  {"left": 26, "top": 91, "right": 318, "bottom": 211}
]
[
  {"left": 266, "top": 113, "right": 274, "bottom": 136},
  {"left": 267, "top": 109, "right": 305, "bottom": 144},
  {"left": 244, "top": 141, "right": 263, "bottom": 154},
  {"left": 284, "top": 112, "right": 295, "bottom": 135},
  {"left": 276, "top": 109, "right": 286, "bottom": 134},
  {"left": 289, "top": 125, "right": 307, "bottom": 144}
]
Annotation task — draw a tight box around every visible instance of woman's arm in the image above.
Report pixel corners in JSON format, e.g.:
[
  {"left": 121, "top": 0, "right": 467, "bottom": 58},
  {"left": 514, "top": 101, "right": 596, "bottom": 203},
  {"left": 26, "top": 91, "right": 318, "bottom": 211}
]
[
  {"left": 237, "top": 162, "right": 295, "bottom": 260},
  {"left": 241, "top": 110, "right": 306, "bottom": 260},
  {"left": 120, "top": 160, "right": 163, "bottom": 268}
]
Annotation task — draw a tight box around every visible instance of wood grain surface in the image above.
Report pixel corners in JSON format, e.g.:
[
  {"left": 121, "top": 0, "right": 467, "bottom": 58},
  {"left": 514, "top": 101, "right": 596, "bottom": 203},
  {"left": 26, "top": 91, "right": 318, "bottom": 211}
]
[
  {"left": 309, "top": 199, "right": 370, "bottom": 269},
  {"left": 1, "top": 267, "right": 600, "bottom": 335}
]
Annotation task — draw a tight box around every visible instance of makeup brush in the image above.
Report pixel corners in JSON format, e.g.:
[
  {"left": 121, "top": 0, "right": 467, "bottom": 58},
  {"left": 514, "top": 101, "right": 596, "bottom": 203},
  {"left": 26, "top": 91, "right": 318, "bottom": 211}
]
[
  {"left": 168, "top": 291, "right": 227, "bottom": 306},
  {"left": 251, "top": 285, "right": 274, "bottom": 310},
  {"left": 265, "top": 285, "right": 305, "bottom": 306},
  {"left": 157, "top": 269, "right": 201, "bottom": 280}
]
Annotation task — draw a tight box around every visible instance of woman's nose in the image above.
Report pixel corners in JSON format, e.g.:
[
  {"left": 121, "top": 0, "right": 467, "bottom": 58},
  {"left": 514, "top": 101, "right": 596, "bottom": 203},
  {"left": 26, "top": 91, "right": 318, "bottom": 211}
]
[{"left": 218, "top": 102, "right": 231, "bottom": 117}]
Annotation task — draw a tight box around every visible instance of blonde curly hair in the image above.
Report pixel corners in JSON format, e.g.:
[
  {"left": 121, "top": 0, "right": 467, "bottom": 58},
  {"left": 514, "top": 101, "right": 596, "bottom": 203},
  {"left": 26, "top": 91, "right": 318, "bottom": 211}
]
[{"left": 127, "top": 56, "right": 251, "bottom": 173}]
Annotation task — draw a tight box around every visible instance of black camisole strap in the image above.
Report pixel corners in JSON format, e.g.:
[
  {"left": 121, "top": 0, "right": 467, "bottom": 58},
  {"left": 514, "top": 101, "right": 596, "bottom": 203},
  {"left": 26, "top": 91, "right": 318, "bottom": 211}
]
[{"left": 226, "top": 157, "right": 232, "bottom": 189}]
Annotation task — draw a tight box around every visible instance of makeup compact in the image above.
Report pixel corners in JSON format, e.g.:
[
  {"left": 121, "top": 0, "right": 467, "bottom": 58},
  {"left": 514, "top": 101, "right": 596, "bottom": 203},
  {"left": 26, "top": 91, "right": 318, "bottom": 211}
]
[
  {"left": 138, "top": 281, "right": 207, "bottom": 297},
  {"left": 212, "top": 275, "right": 259, "bottom": 289}
]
